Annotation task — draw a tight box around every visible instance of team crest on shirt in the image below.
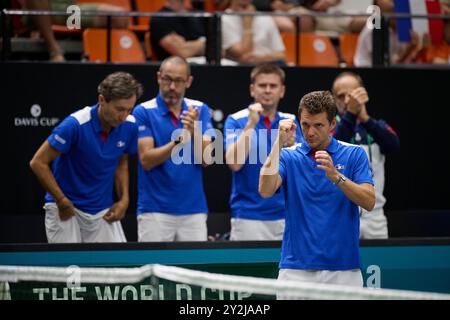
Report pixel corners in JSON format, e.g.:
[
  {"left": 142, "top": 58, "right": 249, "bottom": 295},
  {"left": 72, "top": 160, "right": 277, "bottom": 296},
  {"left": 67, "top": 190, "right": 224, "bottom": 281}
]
[
  {"left": 335, "top": 164, "right": 345, "bottom": 170},
  {"left": 116, "top": 141, "right": 125, "bottom": 148}
]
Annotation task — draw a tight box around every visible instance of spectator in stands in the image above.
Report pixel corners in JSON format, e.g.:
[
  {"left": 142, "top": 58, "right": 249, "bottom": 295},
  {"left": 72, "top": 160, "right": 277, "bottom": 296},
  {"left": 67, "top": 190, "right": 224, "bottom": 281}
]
[
  {"left": 259, "top": 91, "right": 375, "bottom": 293},
  {"left": 29, "top": 72, "right": 143, "bottom": 243},
  {"left": 132, "top": 56, "right": 215, "bottom": 242},
  {"left": 20, "top": 0, "right": 128, "bottom": 61},
  {"left": 222, "top": 0, "right": 286, "bottom": 64},
  {"left": 224, "top": 64, "right": 301, "bottom": 241},
  {"left": 150, "top": 0, "right": 206, "bottom": 61},
  {"left": 332, "top": 72, "right": 400, "bottom": 239}
]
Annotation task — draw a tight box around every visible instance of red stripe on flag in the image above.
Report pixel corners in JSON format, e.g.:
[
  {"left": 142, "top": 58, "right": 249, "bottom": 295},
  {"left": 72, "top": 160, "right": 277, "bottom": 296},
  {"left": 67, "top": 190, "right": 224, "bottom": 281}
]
[{"left": 426, "top": 0, "right": 445, "bottom": 44}]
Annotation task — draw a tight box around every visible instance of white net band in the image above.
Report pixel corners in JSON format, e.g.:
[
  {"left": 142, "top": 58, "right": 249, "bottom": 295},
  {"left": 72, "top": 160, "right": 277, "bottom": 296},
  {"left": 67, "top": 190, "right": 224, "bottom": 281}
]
[{"left": 1, "top": 264, "right": 450, "bottom": 300}]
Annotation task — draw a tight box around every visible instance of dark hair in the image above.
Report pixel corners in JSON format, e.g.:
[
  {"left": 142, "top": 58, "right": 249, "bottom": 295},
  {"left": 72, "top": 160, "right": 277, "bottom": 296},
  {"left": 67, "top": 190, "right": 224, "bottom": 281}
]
[
  {"left": 159, "top": 56, "right": 191, "bottom": 77},
  {"left": 333, "top": 71, "right": 364, "bottom": 89},
  {"left": 298, "top": 91, "right": 336, "bottom": 122},
  {"left": 98, "top": 72, "right": 143, "bottom": 102},
  {"left": 250, "top": 63, "right": 285, "bottom": 84}
]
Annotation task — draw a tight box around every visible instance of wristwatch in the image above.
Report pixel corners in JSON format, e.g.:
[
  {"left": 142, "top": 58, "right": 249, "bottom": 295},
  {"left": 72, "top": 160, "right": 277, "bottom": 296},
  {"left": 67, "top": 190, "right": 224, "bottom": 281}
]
[{"left": 334, "top": 174, "right": 347, "bottom": 186}]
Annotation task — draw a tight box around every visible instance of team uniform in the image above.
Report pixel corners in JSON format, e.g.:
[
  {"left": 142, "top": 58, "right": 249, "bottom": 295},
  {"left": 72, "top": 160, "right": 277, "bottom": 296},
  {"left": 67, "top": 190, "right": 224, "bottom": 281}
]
[
  {"left": 224, "top": 108, "right": 302, "bottom": 240},
  {"left": 133, "top": 94, "right": 214, "bottom": 242},
  {"left": 334, "top": 112, "right": 400, "bottom": 239},
  {"left": 44, "top": 104, "right": 138, "bottom": 243},
  {"left": 277, "top": 137, "right": 374, "bottom": 290}
]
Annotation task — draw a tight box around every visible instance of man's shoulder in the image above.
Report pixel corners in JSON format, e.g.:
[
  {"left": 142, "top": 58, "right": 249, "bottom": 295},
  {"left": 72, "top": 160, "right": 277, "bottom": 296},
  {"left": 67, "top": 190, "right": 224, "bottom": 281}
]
[
  {"left": 227, "top": 108, "right": 249, "bottom": 121},
  {"left": 278, "top": 111, "right": 296, "bottom": 121},
  {"left": 184, "top": 97, "right": 206, "bottom": 108},
  {"left": 139, "top": 98, "right": 159, "bottom": 110},
  {"left": 70, "top": 106, "right": 92, "bottom": 125}
]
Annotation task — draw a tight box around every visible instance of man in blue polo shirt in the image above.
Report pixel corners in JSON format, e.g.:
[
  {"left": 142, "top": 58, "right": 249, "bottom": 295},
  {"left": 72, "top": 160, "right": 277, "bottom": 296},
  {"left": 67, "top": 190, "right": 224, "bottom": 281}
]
[
  {"left": 30, "top": 72, "right": 143, "bottom": 243},
  {"left": 259, "top": 91, "right": 375, "bottom": 291},
  {"left": 133, "top": 56, "right": 214, "bottom": 242},
  {"left": 224, "top": 64, "right": 301, "bottom": 241}
]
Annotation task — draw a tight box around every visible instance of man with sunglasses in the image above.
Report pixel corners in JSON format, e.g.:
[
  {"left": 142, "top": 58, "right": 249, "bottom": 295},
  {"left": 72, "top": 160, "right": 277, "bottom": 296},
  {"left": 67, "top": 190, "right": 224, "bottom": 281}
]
[
  {"left": 332, "top": 72, "right": 400, "bottom": 239},
  {"left": 132, "top": 56, "right": 215, "bottom": 242}
]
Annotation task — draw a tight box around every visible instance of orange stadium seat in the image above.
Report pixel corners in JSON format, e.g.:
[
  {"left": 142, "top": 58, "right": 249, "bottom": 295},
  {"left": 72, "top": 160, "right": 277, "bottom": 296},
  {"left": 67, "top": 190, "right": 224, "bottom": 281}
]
[
  {"left": 144, "top": 31, "right": 158, "bottom": 61},
  {"left": 83, "top": 28, "right": 145, "bottom": 63},
  {"left": 339, "top": 33, "right": 359, "bottom": 67},
  {"left": 281, "top": 32, "right": 339, "bottom": 66}
]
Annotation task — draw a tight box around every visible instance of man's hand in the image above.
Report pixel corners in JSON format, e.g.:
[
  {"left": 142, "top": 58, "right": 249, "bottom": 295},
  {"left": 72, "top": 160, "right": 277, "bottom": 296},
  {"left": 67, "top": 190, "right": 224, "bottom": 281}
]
[
  {"left": 347, "top": 87, "right": 369, "bottom": 115},
  {"left": 56, "top": 196, "right": 75, "bottom": 221},
  {"left": 278, "top": 119, "right": 296, "bottom": 146},
  {"left": 103, "top": 200, "right": 128, "bottom": 223},
  {"left": 179, "top": 105, "right": 199, "bottom": 144},
  {"left": 315, "top": 151, "right": 340, "bottom": 183},
  {"left": 247, "top": 103, "right": 263, "bottom": 127}
]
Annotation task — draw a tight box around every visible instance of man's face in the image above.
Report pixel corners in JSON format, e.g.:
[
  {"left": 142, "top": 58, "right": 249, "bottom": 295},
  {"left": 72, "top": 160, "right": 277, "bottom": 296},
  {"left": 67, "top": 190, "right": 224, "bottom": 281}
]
[
  {"left": 158, "top": 62, "right": 192, "bottom": 107},
  {"left": 100, "top": 95, "right": 136, "bottom": 127},
  {"left": 332, "top": 75, "right": 360, "bottom": 115},
  {"left": 299, "top": 110, "right": 335, "bottom": 150},
  {"left": 250, "top": 73, "right": 285, "bottom": 111}
]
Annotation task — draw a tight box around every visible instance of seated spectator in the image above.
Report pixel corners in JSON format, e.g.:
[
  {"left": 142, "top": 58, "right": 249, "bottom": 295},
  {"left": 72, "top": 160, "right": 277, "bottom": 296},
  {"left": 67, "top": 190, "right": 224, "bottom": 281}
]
[
  {"left": 150, "top": 0, "right": 206, "bottom": 61},
  {"left": 19, "top": 0, "right": 128, "bottom": 62},
  {"left": 222, "top": 0, "right": 286, "bottom": 64}
]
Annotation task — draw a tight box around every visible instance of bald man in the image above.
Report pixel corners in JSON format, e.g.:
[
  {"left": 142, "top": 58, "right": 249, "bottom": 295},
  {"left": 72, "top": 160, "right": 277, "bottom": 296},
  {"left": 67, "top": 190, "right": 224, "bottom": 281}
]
[
  {"left": 332, "top": 72, "right": 400, "bottom": 239},
  {"left": 132, "top": 56, "right": 215, "bottom": 242}
]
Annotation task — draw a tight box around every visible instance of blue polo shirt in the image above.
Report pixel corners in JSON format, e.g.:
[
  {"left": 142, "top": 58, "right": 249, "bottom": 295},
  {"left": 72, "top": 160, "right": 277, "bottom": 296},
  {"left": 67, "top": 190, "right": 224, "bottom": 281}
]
[
  {"left": 133, "top": 94, "right": 214, "bottom": 215},
  {"left": 278, "top": 137, "right": 373, "bottom": 270},
  {"left": 224, "top": 108, "right": 302, "bottom": 221},
  {"left": 45, "top": 104, "right": 138, "bottom": 214}
]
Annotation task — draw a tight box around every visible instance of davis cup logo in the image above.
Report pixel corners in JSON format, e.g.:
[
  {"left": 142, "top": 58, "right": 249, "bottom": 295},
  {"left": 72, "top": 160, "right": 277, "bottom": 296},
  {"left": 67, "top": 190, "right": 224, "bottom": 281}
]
[{"left": 30, "top": 104, "right": 42, "bottom": 118}]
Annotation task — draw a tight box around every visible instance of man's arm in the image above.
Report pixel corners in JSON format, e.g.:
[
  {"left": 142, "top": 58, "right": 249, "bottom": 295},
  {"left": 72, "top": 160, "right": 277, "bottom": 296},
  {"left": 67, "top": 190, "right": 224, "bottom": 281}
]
[
  {"left": 138, "top": 137, "right": 178, "bottom": 170},
  {"left": 259, "top": 119, "right": 296, "bottom": 198},
  {"left": 225, "top": 103, "right": 262, "bottom": 172},
  {"left": 104, "top": 154, "right": 129, "bottom": 222},
  {"left": 360, "top": 118, "right": 400, "bottom": 154},
  {"left": 159, "top": 33, "right": 206, "bottom": 58},
  {"left": 29, "top": 141, "right": 75, "bottom": 220},
  {"left": 315, "top": 150, "right": 375, "bottom": 211},
  {"left": 259, "top": 136, "right": 283, "bottom": 198}
]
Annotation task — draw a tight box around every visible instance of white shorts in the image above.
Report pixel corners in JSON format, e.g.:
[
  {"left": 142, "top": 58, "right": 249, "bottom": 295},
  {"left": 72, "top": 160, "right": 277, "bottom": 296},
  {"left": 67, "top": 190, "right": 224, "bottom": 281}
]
[
  {"left": 44, "top": 203, "right": 126, "bottom": 243},
  {"left": 230, "top": 218, "right": 285, "bottom": 241},
  {"left": 277, "top": 268, "right": 363, "bottom": 300},
  {"left": 137, "top": 212, "right": 207, "bottom": 242},
  {"left": 360, "top": 210, "right": 388, "bottom": 239}
]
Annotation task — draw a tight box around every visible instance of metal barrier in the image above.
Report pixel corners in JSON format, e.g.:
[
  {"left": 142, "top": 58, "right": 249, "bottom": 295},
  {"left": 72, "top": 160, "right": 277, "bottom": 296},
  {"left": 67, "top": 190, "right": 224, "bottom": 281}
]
[{"left": 1, "top": 9, "right": 449, "bottom": 65}]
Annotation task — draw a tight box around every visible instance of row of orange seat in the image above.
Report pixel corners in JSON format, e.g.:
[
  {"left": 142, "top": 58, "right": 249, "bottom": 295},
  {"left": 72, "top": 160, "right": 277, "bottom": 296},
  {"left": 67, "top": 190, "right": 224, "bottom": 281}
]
[{"left": 82, "top": 28, "right": 359, "bottom": 67}]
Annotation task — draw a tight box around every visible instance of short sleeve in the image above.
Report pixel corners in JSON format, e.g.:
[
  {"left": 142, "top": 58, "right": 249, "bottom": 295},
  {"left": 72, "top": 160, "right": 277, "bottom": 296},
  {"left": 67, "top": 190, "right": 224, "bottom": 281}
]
[
  {"left": 351, "top": 147, "right": 374, "bottom": 185},
  {"left": 132, "top": 105, "right": 153, "bottom": 139},
  {"left": 199, "top": 104, "right": 215, "bottom": 139},
  {"left": 223, "top": 116, "right": 242, "bottom": 151},
  {"left": 125, "top": 122, "right": 138, "bottom": 155},
  {"left": 265, "top": 17, "right": 285, "bottom": 52},
  {"left": 47, "top": 116, "right": 78, "bottom": 154},
  {"left": 221, "top": 15, "right": 241, "bottom": 50},
  {"left": 279, "top": 149, "right": 288, "bottom": 182}
]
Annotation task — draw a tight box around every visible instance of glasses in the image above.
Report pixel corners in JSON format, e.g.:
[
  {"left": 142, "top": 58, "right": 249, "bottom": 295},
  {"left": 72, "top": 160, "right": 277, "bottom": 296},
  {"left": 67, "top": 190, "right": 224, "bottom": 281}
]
[{"left": 160, "top": 75, "right": 187, "bottom": 86}]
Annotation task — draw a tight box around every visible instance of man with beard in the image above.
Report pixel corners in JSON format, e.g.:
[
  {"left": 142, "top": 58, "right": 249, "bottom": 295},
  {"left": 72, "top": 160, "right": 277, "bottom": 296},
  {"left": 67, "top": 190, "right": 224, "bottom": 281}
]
[
  {"left": 224, "top": 64, "right": 301, "bottom": 240},
  {"left": 132, "top": 56, "right": 215, "bottom": 242}
]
